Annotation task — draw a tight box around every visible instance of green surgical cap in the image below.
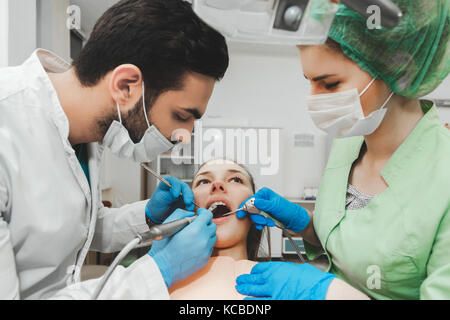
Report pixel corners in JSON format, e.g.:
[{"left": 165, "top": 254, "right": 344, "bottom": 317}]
[{"left": 328, "top": 0, "right": 449, "bottom": 98}]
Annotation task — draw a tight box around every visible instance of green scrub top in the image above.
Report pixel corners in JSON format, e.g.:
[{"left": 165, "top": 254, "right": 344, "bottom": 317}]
[{"left": 304, "top": 101, "right": 450, "bottom": 300}]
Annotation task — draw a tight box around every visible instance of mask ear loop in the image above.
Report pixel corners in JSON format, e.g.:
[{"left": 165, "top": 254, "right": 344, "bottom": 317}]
[
  {"left": 359, "top": 77, "right": 395, "bottom": 111},
  {"left": 359, "top": 77, "right": 377, "bottom": 97},
  {"left": 116, "top": 101, "right": 122, "bottom": 124},
  {"left": 379, "top": 91, "right": 395, "bottom": 110},
  {"left": 142, "top": 81, "right": 151, "bottom": 129}
]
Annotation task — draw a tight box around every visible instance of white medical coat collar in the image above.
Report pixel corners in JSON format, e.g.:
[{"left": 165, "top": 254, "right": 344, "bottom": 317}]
[{"left": 24, "top": 49, "right": 74, "bottom": 153}]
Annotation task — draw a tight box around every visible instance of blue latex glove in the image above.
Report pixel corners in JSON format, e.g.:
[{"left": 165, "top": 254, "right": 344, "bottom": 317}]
[
  {"left": 235, "top": 195, "right": 275, "bottom": 231},
  {"left": 149, "top": 208, "right": 217, "bottom": 288},
  {"left": 237, "top": 188, "right": 310, "bottom": 232},
  {"left": 145, "top": 176, "right": 195, "bottom": 224},
  {"left": 236, "top": 262, "right": 337, "bottom": 300}
]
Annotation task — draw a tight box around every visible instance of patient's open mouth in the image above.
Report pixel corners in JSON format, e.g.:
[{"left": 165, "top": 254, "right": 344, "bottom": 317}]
[{"left": 208, "top": 202, "right": 231, "bottom": 219}]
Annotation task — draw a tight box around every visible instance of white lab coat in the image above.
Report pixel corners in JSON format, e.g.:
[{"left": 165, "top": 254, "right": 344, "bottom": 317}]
[{"left": 0, "top": 49, "right": 170, "bottom": 300}]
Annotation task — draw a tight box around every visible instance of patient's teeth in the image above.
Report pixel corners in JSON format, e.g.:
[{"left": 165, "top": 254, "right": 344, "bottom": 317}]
[{"left": 208, "top": 201, "right": 226, "bottom": 211}]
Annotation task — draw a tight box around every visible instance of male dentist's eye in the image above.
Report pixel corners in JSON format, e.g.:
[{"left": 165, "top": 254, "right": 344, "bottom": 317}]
[{"left": 173, "top": 112, "right": 190, "bottom": 122}]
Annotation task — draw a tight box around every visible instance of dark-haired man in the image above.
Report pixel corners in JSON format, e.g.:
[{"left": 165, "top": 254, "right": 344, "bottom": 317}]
[{"left": 0, "top": 0, "right": 228, "bottom": 299}]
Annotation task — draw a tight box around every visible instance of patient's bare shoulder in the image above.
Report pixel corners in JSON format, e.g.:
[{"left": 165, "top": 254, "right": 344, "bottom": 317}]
[
  {"left": 169, "top": 256, "right": 258, "bottom": 300},
  {"left": 235, "top": 259, "right": 257, "bottom": 276}
]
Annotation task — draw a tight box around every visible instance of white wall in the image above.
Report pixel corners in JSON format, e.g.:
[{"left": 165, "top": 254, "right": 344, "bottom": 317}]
[
  {"left": 0, "top": 0, "right": 71, "bottom": 67},
  {"left": 6, "top": 0, "right": 36, "bottom": 66},
  {"left": 101, "top": 149, "right": 142, "bottom": 207},
  {"left": 0, "top": 0, "right": 8, "bottom": 67},
  {"left": 425, "top": 75, "right": 450, "bottom": 124},
  {"left": 425, "top": 76, "right": 450, "bottom": 101},
  {"left": 0, "top": 0, "right": 37, "bottom": 67},
  {"left": 37, "top": 0, "right": 70, "bottom": 62}
]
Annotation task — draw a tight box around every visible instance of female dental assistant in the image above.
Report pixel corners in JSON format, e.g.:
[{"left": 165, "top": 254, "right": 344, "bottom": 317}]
[{"left": 236, "top": 0, "right": 450, "bottom": 300}]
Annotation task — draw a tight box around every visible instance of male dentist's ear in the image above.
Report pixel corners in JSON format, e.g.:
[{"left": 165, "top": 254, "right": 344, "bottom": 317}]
[{"left": 108, "top": 64, "right": 144, "bottom": 113}]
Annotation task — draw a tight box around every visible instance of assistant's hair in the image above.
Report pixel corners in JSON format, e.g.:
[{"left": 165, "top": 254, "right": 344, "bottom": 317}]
[
  {"left": 194, "top": 159, "right": 270, "bottom": 261},
  {"left": 72, "top": 0, "right": 229, "bottom": 100},
  {"left": 325, "top": 38, "right": 343, "bottom": 53}
]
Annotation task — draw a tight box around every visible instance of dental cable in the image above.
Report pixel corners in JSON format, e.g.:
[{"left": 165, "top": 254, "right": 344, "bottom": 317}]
[
  {"left": 91, "top": 215, "right": 196, "bottom": 300},
  {"left": 282, "top": 229, "right": 306, "bottom": 263},
  {"left": 91, "top": 236, "right": 142, "bottom": 300}
]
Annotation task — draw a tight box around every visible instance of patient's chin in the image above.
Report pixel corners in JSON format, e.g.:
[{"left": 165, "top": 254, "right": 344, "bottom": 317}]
[
  {"left": 213, "top": 218, "right": 250, "bottom": 249},
  {"left": 214, "top": 236, "right": 241, "bottom": 249}
]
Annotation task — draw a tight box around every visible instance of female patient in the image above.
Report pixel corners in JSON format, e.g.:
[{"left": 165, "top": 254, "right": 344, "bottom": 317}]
[{"left": 169, "top": 159, "right": 268, "bottom": 300}]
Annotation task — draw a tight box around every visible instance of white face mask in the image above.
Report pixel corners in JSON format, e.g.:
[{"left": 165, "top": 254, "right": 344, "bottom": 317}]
[
  {"left": 102, "top": 81, "right": 174, "bottom": 162},
  {"left": 306, "top": 78, "right": 394, "bottom": 138}
]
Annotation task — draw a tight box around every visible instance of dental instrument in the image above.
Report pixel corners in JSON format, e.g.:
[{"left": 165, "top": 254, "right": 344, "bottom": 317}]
[
  {"left": 225, "top": 198, "right": 306, "bottom": 263},
  {"left": 141, "top": 163, "right": 201, "bottom": 209}
]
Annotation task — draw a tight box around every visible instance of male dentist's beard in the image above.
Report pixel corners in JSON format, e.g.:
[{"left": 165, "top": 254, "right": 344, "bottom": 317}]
[{"left": 98, "top": 99, "right": 152, "bottom": 144}]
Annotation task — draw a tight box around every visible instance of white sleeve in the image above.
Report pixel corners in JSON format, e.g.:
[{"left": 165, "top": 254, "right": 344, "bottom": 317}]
[
  {"left": 51, "top": 254, "right": 170, "bottom": 300},
  {"left": 0, "top": 169, "right": 20, "bottom": 299},
  {"left": 91, "top": 200, "right": 150, "bottom": 253},
  {"left": 0, "top": 218, "right": 20, "bottom": 300}
]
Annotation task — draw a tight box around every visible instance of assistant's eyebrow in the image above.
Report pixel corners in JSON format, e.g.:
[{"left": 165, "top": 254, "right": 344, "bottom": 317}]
[{"left": 304, "top": 74, "right": 337, "bottom": 82}]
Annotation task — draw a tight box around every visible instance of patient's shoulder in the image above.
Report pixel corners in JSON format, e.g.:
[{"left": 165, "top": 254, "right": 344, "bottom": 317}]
[
  {"left": 235, "top": 259, "right": 257, "bottom": 276},
  {"left": 169, "top": 256, "right": 258, "bottom": 300}
]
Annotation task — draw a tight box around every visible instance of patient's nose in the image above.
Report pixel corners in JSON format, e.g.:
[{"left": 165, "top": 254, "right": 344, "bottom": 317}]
[{"left": 210, "top": 181, "right": 226, "bottom": 193}]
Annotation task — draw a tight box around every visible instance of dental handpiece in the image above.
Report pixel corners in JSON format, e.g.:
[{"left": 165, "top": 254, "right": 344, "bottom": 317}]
[
  {"left": 221, "top": 199, "right": 257, "bottom": 217},
  {"left": 139, "top": 216, "right": 196, "bottom": 243},
  {"left": 223, "top": 198, "right": 286, "bottom": 229},
  {"left": 226, "top": 198, "right": 306, "bottom": 263}
]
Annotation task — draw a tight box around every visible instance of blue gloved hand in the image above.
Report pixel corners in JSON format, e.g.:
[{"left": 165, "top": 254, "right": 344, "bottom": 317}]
[
  {"left": 235, "top": 196, "right": 275, "bottom": 231},
  {"left": 237, "top": 188, "right": 310, "bottom": 232},
  {"left": 149, "top": 208, "right": 217, "bottom": 288},
  {"left": 236, "top": 262, "right": 337, "bottom": 300},
  {"left": 145, "top": 176, "right": 195, "bottom": 224}
]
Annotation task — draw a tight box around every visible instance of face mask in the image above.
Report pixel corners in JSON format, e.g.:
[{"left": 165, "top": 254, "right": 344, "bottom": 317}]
[
  {"left": 102, "top": 81, "right": 175, "bottom": 162},
  {"left": 306, "top": 78, "right": 394, "bottom": 138}
]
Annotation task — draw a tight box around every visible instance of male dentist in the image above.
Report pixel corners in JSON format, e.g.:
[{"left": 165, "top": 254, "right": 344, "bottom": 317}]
[{"left": 0, "top": 0, "right": 228, "bottom": 299}]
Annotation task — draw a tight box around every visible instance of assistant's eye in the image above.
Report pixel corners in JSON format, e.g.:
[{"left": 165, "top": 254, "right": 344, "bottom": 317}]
[{"left": 325, "top": 81, "right": 340, "bottom": 90}]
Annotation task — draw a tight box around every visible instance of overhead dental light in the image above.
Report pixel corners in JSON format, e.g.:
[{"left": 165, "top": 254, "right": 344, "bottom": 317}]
[
  {"left": 191, "top": 0, "right": 403, "bottom": 45},
  {"left": 191, "top": 0, "right": 338, "bottom": 45}
]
